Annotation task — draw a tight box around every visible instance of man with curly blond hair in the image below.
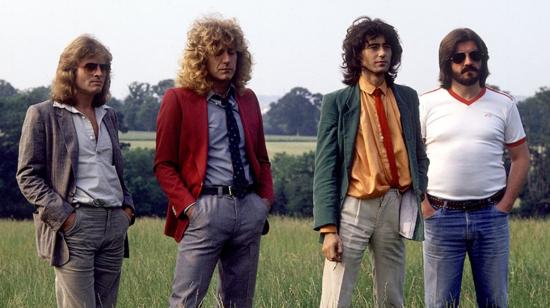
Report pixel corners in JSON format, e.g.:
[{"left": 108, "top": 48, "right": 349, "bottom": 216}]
[
  {"left": 16, "top": 34, "right": 135, "bottom": 307},
  {"left": 154, "top": 16, "right": 273, "bottom": 308}
]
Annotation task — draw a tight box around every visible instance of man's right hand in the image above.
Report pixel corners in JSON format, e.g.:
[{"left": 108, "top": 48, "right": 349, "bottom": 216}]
[
  {"left": 421, "top": 197, "right": 437, "bottom": 219},
  {"left": 322, "top": 233, "right": 343, "bottom": 262},
  {"left": 61, "top": 212, "right": 76, "bottom": 232},
  {"left": 185, "top": 204, "right": 195, "bottom": 218}
]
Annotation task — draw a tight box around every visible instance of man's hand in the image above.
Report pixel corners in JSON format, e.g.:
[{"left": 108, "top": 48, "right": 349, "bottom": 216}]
[
  {"left": 123, "top": 207, "right": 134, "bottom": 221},
  {"left": 322, "top": 233, "right": 343, "bottom": 262},
  {"left": 61, "top": 212, "right": 76, "bottom": 232},
  {"left": 421, "top": 196, "right": 437, "bottom": 219},
  {"left": 261, "top": 198, "right": 271, "bottom": 211},
  {"left": 185, "top": 204, "right": 195, "bottom": 218},
  {"left": 495, "top": 200, "right": 513, "bottom": 214}
]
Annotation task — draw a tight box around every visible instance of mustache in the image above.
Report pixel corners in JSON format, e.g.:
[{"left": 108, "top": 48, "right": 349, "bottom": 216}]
[{"left": 461, "top": 66, "right": 478, "bottom": 74}]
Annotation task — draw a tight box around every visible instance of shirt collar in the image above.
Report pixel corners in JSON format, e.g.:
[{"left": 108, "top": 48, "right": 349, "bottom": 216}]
[
  {"left": 207, "top": 84, "right": 236, "bottom": 101},
  {"left": 52, "top": 101, "right": 110, "bottom": 115},
  {"left": 358, "top": 75, "right": 388, "bottom": 96}
]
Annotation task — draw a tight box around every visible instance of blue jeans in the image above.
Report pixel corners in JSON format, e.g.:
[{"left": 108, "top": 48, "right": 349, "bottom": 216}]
[{"left": 423, "top": 204, "right": 509, "bottom": 308}]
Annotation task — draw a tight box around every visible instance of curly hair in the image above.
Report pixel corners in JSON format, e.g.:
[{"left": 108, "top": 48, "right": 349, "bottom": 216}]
[
  {"left": 50, "top": 34, "right": 112, "bottom": 106},
  {"left": 438, "top": 28, "right": 490, "bottom": 89},
  {"left": 175, "top": 16, "right": 252, "bottom": 95},
  {"left": 341, "top": 16, "right": 403, "bottom": 86}
]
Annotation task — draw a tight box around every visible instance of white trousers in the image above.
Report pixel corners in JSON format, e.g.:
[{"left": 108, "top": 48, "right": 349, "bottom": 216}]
[{"left": 320, "top": 190, "right": 405, "bottom": 308}]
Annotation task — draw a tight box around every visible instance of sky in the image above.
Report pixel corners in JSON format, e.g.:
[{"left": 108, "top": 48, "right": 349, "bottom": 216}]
[{"left": 1, "top": 0, "right": 548, "bottom": 102}]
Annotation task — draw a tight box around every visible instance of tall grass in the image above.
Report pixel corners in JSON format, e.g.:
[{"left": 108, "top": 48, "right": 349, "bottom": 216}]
[{"left": 1, "top": 217, "right": 548, "bottom": 307}]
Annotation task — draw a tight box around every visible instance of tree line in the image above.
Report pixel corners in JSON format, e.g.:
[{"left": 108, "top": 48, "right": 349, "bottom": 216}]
[{"left": 0, "top": 79, "right": 548, "bottom": 218}]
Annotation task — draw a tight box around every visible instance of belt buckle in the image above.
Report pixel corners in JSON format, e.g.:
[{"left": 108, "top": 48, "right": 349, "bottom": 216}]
[
  {"left": 92, "top": 199, "right": 106, "bottom": 207},
  {"left": 228, "top": 186, "right": 234, "bottom": 197}
]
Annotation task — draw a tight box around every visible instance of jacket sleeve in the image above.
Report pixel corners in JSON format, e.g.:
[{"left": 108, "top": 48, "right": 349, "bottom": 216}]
[
  {"left": 16, "top": 105, "right": 74, "bottom": 231},
  {"left": 109, "top": 109, "right": 135, "bottom": 215},
  {"left": 154, "top": 89, "right": 196, "bottom": 218},
  {"left": 313, "top": 92, "right": 341, "bottom": 230},
  {"left": 250, "top": 90, "right": 274, "bottom": 202},
  {"left": 410, "top": 90, "right": 429, "bottom": 195}
]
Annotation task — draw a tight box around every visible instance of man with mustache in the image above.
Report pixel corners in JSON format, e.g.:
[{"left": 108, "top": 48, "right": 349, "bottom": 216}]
[
  {"left": 154, "top": 16, "right": 272, "bottom": 308},
  {"left": 16, "top": 35, "right": 135, "bottom": 307},
  {"left": 314, "top": 16, "right": 429, "bottom": 307},
  {"left": 420, "top": 28, "right": 530, "bottom": 307}
]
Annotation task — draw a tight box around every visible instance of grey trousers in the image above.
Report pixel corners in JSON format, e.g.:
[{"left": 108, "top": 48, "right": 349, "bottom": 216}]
[
  {"left": 169, "top": 193, "right": 269, "bottom": 308},
  {"left": 54, "top": 206, "right": 130, "bottom": 308},
  {"left": 320, "top": 190, "right": 405, "bottom": 308}
]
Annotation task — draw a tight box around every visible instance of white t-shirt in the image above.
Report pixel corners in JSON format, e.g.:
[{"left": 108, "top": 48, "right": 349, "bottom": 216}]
[{"left": 419, "top": 87, "right": 526, "bottom": 200}]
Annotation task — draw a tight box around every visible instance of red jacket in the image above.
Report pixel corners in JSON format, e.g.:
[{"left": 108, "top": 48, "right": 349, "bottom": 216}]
[{"left": 154, "top": 87, "right": 274, "bottom": 242}]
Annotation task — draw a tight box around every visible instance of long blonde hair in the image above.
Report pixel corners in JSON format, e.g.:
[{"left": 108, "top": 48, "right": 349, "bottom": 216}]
[{"left": 175, "top": 16, "right": 252, "bottom": 95}]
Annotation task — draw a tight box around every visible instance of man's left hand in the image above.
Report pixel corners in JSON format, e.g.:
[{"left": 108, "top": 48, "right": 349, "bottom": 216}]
[
  {"left": 123, "top": 207, "right": 134, "bottom": 221},
  {"left": 495, "top": 200, "right": 513, "bottom": 214},
  {"left": 261, "top": 198, "right": 271, "bottom": 210}
]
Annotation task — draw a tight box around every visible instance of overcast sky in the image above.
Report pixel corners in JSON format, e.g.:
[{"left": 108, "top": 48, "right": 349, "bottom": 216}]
[{"left": 1, "top": 0, "right": 548, "bottom": 100}]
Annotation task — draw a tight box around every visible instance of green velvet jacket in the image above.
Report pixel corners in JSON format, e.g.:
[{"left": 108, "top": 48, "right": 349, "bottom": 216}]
[{"left": 313, "top": 83, "right": 429, "bottom": 241}]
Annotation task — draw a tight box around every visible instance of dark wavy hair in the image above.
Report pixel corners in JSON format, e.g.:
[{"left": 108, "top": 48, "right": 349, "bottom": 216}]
[
  {"left": 438, "top": 28, "right": 490, "bottom": 89},
  {"left": 51, "top": 34, "right": 112, "bottom": 107},
  {"left": 341, "top": 16, "right": 403, "bottom": 86}
]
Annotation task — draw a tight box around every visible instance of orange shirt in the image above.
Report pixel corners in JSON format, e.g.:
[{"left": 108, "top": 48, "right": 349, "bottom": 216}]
[
  {"left": 348, "top": 76, "right": 411, "bottom": 198},
  {"left": 320, "top": 77, "right": 411, "bottom": 234}
]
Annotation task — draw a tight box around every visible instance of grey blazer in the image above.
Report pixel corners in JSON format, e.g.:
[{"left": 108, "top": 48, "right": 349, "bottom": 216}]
[{"left": 16, "top": 100, "right": 134, "bottom": 266}]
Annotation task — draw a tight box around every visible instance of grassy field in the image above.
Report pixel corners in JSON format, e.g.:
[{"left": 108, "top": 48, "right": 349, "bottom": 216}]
[
  {"left": 1, "top": 217, "right": 549, "bottom": 307},
  {"left": 120, "top": 131, "right": 317, "bottom": 156}
]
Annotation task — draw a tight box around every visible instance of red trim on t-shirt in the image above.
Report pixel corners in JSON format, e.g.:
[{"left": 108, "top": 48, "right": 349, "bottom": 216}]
[
  {"left": 421, "top": 87, "right": 441, "bottom": 96},
  {"left": 506, "top": 137, "right": 526, "bottom": 148},
  {"left": 448, "top": 87, "right": 487, "bottom": 105},
  {"left": 486, "top": 87, "right": 514, "bottom": 100}
]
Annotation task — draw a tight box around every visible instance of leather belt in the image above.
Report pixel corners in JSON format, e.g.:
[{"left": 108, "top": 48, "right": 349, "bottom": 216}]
[
  {"left": 427, "top": 189, "right": 505, "bottom": 211},
  {"left": 200, "top": 185, "right": 254, "bottom": 198}
]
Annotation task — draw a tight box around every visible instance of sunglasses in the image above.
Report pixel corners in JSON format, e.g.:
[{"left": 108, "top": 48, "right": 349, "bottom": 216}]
[
  {"left": 81, "top": 62, "right": 110, "bottom": 73},
  {"left": 450, "top": 51, "right": 483, "bottom": 64}
]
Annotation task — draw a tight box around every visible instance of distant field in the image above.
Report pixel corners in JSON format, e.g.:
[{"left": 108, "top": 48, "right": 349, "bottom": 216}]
[
  {"left": 1, "top": 217, "right": 549, "bottom": 307},
  {"left": 120, "top": 131, "right": 317, "bottom": 156}
]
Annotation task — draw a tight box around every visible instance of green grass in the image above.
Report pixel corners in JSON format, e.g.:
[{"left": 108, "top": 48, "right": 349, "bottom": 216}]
[
  {"left": 120, "top": 131, "right": 317, "bottom": 156},
  {"left": 1, "top": 217, "right": 548, "bottom": 307}
]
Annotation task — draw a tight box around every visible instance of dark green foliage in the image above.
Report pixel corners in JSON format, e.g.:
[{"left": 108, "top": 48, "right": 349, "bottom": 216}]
[
  {"left": 264, "top": 87, "right": 322, "bottom": 136},
  {"left": 122, "top": 148, "right": 166, "bottom": 217},
  {"left": 271, "top": 151, "right": 315, "bottom": 216},
  {"left": 517, "top": 87, "right": 550, "bottom": 217},
  {"left": 116, "top": 79, "right": 174, "bottom": 131},
  {"left": 0, "top": 84, "right": 50, "bottom": 218}
]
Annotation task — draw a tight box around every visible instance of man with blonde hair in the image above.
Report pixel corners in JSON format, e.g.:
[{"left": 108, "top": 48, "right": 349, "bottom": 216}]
[
  {"left": 154, "top": 16, "right": 272, "bottom": 308},
  {"left": 16, "top": 34, "right": 134, "bottom": 307}
]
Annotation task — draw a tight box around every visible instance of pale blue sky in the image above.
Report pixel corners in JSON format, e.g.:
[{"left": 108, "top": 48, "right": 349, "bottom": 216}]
[{"left": 1, "top": 0, "right": 548, "bottom": 99}]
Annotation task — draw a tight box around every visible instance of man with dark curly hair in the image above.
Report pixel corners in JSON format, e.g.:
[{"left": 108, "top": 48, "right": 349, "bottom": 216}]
[
  {"left": 16, "top": 34, "right": 135, "bottom": 307},
  {"left": 313, "top": 17, "right": 429, "bottom": 307},
  {"left": 154, "top": 16, "right": 273, "bottom": 308}
]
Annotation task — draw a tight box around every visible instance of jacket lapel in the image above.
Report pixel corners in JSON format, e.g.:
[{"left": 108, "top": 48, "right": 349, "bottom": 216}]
[
  {"left": 392, "top": 85, "right": 413, "bottom": 144},
  {"left": 55, "top": 106, "right": 78, "bottom": 177},
  {"left": 342, "top": 85, "right": 360, "bottom": 170},
  {"left": 103, "top": 111, "right": 120, "bottom": 167}
]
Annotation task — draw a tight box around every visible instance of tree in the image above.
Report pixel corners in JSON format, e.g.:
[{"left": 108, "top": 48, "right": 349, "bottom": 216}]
[
  {"left": 270, "top": 151, "right": 315, "bottom": 216},
  {"left": 517, "top": 87, "right": 550, "bottom": 217},
  {"left": 122, "top": 79, "right": 173, "bottom": 131},
  {"left": 264, "top": 87, "right": 322, "bottom": 136},
  {"left": 122, "top": 148, "right": 166, "bottom": 217},
  {"left": 0, "top": 79, "right": 17, "bottom": 98},
  {"left": 107, "top": 97, "right": 128, "bottom": 132},
  {"left": 0, "top": 86, "right": 50, "bottom": 218}
]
